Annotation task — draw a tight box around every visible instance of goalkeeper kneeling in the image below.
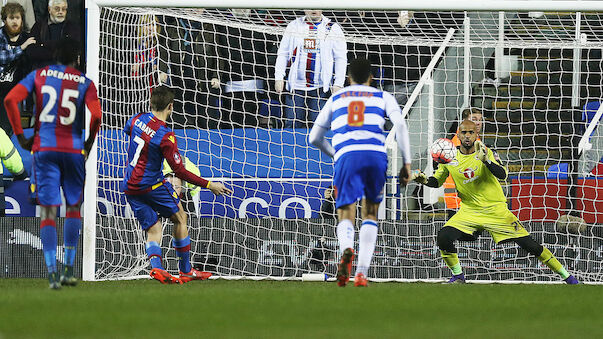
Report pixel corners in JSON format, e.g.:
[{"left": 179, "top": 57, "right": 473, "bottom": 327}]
[{"left": 412, "top": 120, "right": 579, "bottom": 284}]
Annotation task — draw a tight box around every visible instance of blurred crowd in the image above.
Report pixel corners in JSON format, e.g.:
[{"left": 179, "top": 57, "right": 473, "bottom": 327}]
[{"left": 129, "top": 9, "right": 464, "bottom": 129}]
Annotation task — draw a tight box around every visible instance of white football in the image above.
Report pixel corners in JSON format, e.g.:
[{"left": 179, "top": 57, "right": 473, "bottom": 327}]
[{"left": 430, "top": 138, "right": 457, "bottom": 164}]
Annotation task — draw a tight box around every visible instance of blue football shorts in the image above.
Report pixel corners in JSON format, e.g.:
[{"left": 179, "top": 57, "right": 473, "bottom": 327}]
[
  {"left": 33, "top": 151, "right": 85, "bottom": 206},
  {"left": 333, "top": 151, "right": 388, "bottom": 209},
  {"left": 125, "top": 181, "right": 180, "bottom": 230}
]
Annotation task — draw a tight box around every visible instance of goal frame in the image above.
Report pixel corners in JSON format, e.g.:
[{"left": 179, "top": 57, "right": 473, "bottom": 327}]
[{"left": 84, "top": 0, "right": 603, "bottom": 282}]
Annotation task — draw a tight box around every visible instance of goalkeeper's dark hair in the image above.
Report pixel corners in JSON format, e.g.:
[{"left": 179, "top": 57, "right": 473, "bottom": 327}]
[
  {"left": 150, "top": 86, "right": 175, "bottom": 111},
  {"left": 348, "top": 58, "right": 372, "bottom": 84},
  {"left": 54, "top": 38, "right": 80, "bottom": 66}
]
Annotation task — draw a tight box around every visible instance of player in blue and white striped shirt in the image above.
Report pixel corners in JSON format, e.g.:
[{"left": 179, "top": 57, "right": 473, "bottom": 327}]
[{"left": 309, "top": 58, "right": 412, "bottom": 287}]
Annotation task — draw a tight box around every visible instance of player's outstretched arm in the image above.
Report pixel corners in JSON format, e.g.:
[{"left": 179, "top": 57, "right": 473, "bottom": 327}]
[
  {"left": 208, "top": 181, "right": 233, "bottom": 196},
  {"left": 160, "top": 132, "right": 232, "bottom": 196},
  {"left": 411, "top": 170, "right": 440, "bottom": 188}
]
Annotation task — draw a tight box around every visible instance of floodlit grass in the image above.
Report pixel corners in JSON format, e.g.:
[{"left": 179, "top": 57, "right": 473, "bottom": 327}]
[{"left": 1, "top": 278, "right": 601, "bottom": 338}]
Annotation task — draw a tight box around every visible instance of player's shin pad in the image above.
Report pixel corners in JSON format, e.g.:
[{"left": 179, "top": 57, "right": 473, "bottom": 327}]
[
  {"left": 537, "top": 247, "right": 570, "bottom": 279},
  {"left": 440, "top": 250, "right": 462, "bottom": 275}
]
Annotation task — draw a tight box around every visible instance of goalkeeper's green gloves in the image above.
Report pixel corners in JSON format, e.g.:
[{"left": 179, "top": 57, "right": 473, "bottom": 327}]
[
  {"left": 410, "top": 170, "right": 428, "bottom": 184},
  {"left": 475, "top": 140, "right": 487, "bottom": 162}
]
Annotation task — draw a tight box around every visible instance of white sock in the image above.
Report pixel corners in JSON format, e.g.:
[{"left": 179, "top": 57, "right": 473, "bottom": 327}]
[
  {"left": 356, "top": 220, "right": 378, "bottom": 276},
  {"left": 336, "top": 219, "right": 355, "bottom": 255}
]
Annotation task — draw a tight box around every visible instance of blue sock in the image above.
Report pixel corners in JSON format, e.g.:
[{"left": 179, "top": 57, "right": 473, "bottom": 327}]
[
  {"left": 64, "top": 211, "right": 82, "bottom": 267},
  {"left": 40, "top": 219, "right": 57, "bottom": 273},
  {"left": 173, "top": 236, "right": 191, "bottom": 273},
  {"left": 145, "top": 242, "right": 164, "bottom": 269}
]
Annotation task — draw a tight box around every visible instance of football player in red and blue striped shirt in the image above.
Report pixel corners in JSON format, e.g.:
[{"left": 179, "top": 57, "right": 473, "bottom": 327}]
[
  {"left": 4, "top": 39, "right": 102, "bottom": 289},
  {"left": 121, "top": 85, "right": 231, "bottom": 284}
]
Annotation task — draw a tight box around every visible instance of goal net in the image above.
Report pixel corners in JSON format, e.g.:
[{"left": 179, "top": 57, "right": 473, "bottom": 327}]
[{"left": 88, "top": 2, "right": 603, "bottom": 283}]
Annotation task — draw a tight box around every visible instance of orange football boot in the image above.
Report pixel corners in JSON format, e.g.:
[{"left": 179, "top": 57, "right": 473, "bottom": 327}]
[
  {"left": 179, "top": 268, "right": 212, "bottom": 283},
  {"left": 336, "top": 248, "right": 355, "bottom": 287},
  {"left": 354, "top": 273, "right": 368, "bottom": 287},
  {"left": 150, "top": 268, "right": 182, "bottom": 284}
]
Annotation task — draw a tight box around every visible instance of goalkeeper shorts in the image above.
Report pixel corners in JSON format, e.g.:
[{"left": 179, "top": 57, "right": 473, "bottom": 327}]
[{"left": 444, "top": 203, "right": 529, "bottom": 243}]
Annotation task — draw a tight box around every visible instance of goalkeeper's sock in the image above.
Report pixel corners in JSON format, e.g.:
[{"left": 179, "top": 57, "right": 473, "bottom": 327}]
[
  {"left": 64, "top": 211, "right": 82, "bottom": 267},
  {"left": 40, "top": 218, "right": 58, "bottom": 273},
  {"left": 145, "top": 241, "right": 164, "bottom": 270},
  {"left": 336, "top": 219, "right": 355, "bottom": 255},
  {"left": 538, "top": 246, "right": 570, "bottom": 279},
  {"left": 173, "top": 236, "right": 191, "bottom": 273},
  {"left": 440, "top": 250, "right": 463, "bottom": 275},
  {"left": 356, "top": 220, "right": 378, "bottom": 276}
]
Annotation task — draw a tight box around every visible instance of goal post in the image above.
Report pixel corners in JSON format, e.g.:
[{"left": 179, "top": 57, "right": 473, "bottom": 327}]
[{"left": 85, "top": 0, "right": 603, "bottom": 283}]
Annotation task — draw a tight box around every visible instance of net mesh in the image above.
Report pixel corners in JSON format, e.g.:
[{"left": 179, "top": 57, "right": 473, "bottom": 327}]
[{"left": 95, "top": 7, "right": 603, "bottom": 282}]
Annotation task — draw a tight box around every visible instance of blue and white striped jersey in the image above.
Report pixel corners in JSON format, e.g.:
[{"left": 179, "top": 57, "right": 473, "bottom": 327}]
[{"left": 314, "top": 84, "right": 404, "bottom": 162}]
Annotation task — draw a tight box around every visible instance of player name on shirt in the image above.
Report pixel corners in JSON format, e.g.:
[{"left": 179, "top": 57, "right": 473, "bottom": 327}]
[
  {"left": 38, "top": 68, "right": 86, "bottom": 84},
  {"left": 336, "top": 91, "right": 374, "bottom": 99},
  {"left": 134, "top": 118, "right": 156, "bottom": 138}
]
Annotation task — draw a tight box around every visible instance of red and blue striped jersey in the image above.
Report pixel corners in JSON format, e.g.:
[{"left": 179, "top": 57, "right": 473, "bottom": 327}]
[
  {"left": 121, "top": 112, "right": 172, "bottom": 193},
  {"left": 121, "top": 112, "right": 209, "bottom": 194},
  {"left": 17, "top": 65, "right": 98, "bottom": 153}
]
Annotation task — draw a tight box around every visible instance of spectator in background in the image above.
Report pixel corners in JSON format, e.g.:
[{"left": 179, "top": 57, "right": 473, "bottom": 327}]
[
  {"left": 163, "top": 13, "right": 220, "bottom": 129},
  {"left": 131, "top": 14, "right": 168, "bottom": 87},
  {"left": 0, "top": 126, "right": 27, "bottom": 216},
  {"left": 0, "top": 2, "right": 35, "bottom": 136},
  {"left": 214, "top": 9, "right": 274, "bottom": 128},
  {"left": 451, "top": 108, "right": 483, "bottom": 145},
  {"left": 28, "top": 0, "right": 80, "bottom": 70},
  {"left": 1, "top": 0, "right": 35, "bottom": 32},
  {"left": 275, "top": 10, "right": 347, "bottom": 128},
  {"left": 33, "top": 0, "right": 80, "bottom": 26}
]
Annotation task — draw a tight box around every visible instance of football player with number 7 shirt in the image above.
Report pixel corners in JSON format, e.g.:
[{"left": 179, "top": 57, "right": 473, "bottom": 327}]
[
  {"left": 4, "top": 39, "right": 102, "bottom": 289},
  {"left": 309, "top": 58, "right": 412, "bottom": 287},
  {"left": 121, "top": 85, "right": 232, "bottom": 284}
]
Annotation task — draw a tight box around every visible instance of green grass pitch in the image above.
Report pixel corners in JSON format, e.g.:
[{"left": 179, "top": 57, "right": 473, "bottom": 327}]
[{"left": 1, "top": 278, "right": 601, "bottom": 338}]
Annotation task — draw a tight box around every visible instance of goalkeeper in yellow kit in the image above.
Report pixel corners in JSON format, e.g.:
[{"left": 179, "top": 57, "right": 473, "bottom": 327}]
[{"left": 412, "top": 120, "right": 579, "bottom": 284}]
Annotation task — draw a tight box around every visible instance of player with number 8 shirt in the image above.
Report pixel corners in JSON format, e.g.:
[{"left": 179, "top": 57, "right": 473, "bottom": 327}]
[{"left": 309, "top": 58, "right": 412, "bottom": 287}]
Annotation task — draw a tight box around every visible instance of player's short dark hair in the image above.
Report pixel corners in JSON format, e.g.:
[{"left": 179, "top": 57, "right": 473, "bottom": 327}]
[
  {"left": 1, "top": 3, "right": 25, "bottom": 22},
  {"left": 348, "top": 58, "right": 372, "bottom": 84},
  {"left": 462, "top": 107, "right": 482, "bottom": 119},
  {"left": 54, "top": 38, "right": 80, "bottom": 65},
  {"left": 150, "top": 86, "right": 174, "bottom": 111}
]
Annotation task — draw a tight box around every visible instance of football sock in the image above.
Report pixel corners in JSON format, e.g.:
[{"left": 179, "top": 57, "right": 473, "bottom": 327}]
[
  {"left": 537, "top": 246, "right": 570, "bottom": 279},
  {"left": 440, "top": 250, "right": 463, "bottom": 275},
  {"left": 356, "top": 220, "right": 378, "bottom": 276},
  {"left": 64, "top": 211, "right": 82, "bottom": 267},
  {"left": 336, "top": 219, "right": 355, "bottom": 255},
  {"left": 40, "top": 218, "right": 57, "bottom": 273},
  {"left": 173, "top": 236, "right": 191, "bottom": 273},
  {"left": 145, "top": 241, "right": 164, "bottom": 270}
]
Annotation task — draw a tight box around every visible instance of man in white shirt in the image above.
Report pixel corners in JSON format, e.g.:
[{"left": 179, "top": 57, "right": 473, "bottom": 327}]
[{"left": 275, "top": 10, "right": 347, "bottom": 128}]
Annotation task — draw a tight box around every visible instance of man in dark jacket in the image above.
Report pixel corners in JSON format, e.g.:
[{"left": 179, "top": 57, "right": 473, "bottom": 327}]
[
  {"left": 0, "top": 2, "right": 35, "bottom": 136},
  {"left": 27, "top": 0, "right": 80, "bottom": 70}
]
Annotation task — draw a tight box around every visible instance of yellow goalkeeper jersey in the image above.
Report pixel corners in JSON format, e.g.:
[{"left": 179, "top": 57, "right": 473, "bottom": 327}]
[{"left": 433, "top": 148, "right": 507, "bottom": 209}]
